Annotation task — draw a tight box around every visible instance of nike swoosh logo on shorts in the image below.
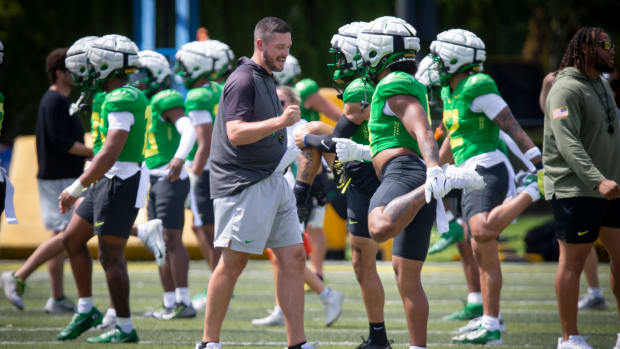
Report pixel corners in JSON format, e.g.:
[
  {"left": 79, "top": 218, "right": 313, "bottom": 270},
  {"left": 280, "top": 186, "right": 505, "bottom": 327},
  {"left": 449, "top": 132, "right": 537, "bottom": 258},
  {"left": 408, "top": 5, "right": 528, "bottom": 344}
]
[
  {"left": 94, "top": 221, "right": 104, "bottom": 227},
  {"left": 577, "top": 230, "right": 589, "bottom": 236},
  {"left": 348, "top": 219, "right": 358, "bottom": 225}
]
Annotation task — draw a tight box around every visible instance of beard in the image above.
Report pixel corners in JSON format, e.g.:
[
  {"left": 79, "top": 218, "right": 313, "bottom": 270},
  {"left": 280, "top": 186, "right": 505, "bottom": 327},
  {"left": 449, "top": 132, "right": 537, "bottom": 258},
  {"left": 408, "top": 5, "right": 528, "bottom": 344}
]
[
  {"left": 593, "top": 54, "right": 614, "bottom": 73},
  {"left": 263, "top": 50, "right": 284, "bottom": 72}
]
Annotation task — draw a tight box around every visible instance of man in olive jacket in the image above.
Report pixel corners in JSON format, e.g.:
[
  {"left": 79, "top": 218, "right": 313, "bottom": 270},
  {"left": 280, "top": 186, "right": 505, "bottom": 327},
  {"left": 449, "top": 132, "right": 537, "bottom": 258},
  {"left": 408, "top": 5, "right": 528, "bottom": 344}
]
[{"left": 544, "top": 26, "right": 620, "bottom": 349}]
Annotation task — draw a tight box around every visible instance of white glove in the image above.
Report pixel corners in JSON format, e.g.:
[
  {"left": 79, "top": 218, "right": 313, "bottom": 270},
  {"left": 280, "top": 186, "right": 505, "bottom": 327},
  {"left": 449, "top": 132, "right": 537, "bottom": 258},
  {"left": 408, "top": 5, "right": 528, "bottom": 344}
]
[
  {"left": 445, "top": 165, "right": 485, "bottom": 190},
  {"left": 333, "top": 138, "right": 371, "bottom": 162},
  {"left": 425, "top": 166, "right": 450, "bottom": 203}
]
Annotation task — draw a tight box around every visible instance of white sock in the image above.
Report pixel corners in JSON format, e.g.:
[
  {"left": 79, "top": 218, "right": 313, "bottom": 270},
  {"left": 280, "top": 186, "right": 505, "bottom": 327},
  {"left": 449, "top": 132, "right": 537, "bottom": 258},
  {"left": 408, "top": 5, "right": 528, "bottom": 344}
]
[
  {"left": 163, "top": 291, "right": 176, "bottom": 309},
  {"left": 481, "top": 315, "right": 500, "bottom": 331},
  {"left": 136, "top": 223, "right": 148, "bottom": 241},
  {"left": 616, "top": 333, "right": 620, "bottom": 346},
  {"left": 205, "top": 343, "right": 221, "bottom": 349},
  {"left": 319, "top": 287, "right": 330, "bottom": 303},
  {"left": 273, "top": 305, "right": 282, "bottom": 315},
  {"left": 77, "top": 297, "right": 93, "bottom": 313},
  {"left": 116, "top": 317, "right": 133, "bottom": 333},
  {"left": 587, "top": 287, "right": 602, "bottom": 297},
  {"left": 176, "top": 287, "right": 190, "bottom": 306},
  {"left": 105, "top": 308, "right": 116, "bottom": 318},
  {"left": 467, "top": 292, "right": 483, "bottom": 304},
  {"left": 409, "top": 346, "right": 426, "bottom": 349}
]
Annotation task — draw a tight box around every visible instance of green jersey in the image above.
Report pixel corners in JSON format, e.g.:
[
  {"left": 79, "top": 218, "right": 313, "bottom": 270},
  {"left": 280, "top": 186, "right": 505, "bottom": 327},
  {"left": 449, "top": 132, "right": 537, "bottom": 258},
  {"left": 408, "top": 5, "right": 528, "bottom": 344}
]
[
  {"left": 441, "top": 73, "right": 502, "bottom": 166},
  {"left": 295, "top": 78, "right": 320, "bottom": 122},
  {"left": 91, "top": 91, "right": 107, "bottom": 155},
  {"left": 99, "top": 86, "right": 148, "bottom": 163},
  {"left": 368, "top": 71, "right": 429, "bottom": 157},
  {"left": 144, "top": 89, "right": 185, "bottom": 169},
  {"left": 343, "top": 78, "right": 374, "bottom": 146},
  {"left": 0, "top": 92, "right": 4, "bottom": 135},
  {"left": 186, "top": 82, "right": 222, "bottom": 161}
]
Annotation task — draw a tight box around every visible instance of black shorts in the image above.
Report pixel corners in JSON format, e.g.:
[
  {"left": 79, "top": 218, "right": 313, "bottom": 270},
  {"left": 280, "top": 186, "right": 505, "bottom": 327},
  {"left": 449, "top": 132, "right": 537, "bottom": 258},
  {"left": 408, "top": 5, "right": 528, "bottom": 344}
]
[
  {"left": 346, "top": 162, "right": 380, "bottom": 238},
  {"left": 190, "top": 170, "right": 214, "bottom": 226},
  {"left": 0, "top": 180, "right": 6, "bottom": 216},
  {"left": 369, "top": 155, "right": 436, "bottom": 261},
  {"left": 461, "top": 162, "right": 509, "bottom": 223},
  {"left": 76, "top": 173, "right": 140, "bottom": 238},
  {"left": 444, "top": 189, "right": 463, "bottom": 219},
  {"left": 147, "top": 176, "right": 189, "bottom": 230},
  {"left": 551, "top": 196, "right": 620, "bottom": 244}
]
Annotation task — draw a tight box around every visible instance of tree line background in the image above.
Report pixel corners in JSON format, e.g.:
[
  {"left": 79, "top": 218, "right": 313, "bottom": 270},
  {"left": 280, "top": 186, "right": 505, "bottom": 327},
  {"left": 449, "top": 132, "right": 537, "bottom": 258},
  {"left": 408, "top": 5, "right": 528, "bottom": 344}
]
[{"left": 0, "top": 0, "right": 618, "bottom": 145}]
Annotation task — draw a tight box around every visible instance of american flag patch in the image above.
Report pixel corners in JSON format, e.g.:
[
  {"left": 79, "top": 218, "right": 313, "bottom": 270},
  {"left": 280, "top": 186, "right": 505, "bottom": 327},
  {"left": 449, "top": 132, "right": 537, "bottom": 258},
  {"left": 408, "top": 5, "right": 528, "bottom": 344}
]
[{"left": 552, "top": 106, "right": 569, "bottom": 119}]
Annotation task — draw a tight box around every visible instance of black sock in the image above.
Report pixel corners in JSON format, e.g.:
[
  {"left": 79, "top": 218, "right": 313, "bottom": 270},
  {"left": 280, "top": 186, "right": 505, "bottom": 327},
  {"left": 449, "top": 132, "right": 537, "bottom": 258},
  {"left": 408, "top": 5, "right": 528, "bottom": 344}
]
[
  {"left": 369, "top": 322, "right": 388, "bottom": 344},
  {"left": 288, "top": 341, "right": 306, "bottom": 349}
]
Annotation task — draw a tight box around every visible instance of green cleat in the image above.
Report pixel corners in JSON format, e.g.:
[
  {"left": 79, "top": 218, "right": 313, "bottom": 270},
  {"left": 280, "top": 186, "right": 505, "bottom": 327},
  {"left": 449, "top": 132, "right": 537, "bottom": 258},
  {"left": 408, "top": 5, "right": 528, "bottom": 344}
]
[
  {"left": 428, "top": 220, "right": 464, "bottom": 254},
  {"left": 452, "top": 326, "right": 502, "bottom": 345},
  {"left": 443, "top": 301, "right": 483, "bottom": 321},
  {"left": 56, "top": 307, "right": 103, "bottom": 341},
  {"left": 86, "top": 326, "right": 139, "bottom": 343}
]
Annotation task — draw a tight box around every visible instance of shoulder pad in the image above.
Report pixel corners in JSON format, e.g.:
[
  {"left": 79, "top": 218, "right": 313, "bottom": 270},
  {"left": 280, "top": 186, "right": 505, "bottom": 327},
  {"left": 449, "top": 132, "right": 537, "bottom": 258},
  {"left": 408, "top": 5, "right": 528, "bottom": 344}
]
[
  {"left": 462, "top": 73, "right": 499, "bottom": 99},
  {"left": 295, "top": 78, "right": 319, "bottom": 101}
]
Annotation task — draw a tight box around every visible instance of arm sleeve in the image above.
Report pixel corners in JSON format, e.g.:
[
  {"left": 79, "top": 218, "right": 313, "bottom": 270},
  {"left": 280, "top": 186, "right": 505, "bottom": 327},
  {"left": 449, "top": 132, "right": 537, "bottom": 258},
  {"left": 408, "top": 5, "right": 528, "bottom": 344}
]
[
  {"left": 107, "top": 112, "right": 134, "bottom": 131},
  {"left": 470, "top": 93, "right": 508, "bottom": 120},
  {"left": 499, "top": 130, "right": 536, "bottom": 172},
  {"left": 188, "top": 110, "right": 213, "bottom": 126},
  {"left": 221, "top": 73, "right": 255, "bottom": 122},
  {"left": 173, "top": 116, "right": 196, "bottom": 159},
  {"left": 45, "top": 96, "right": 77, "bottom": 153},
  {"left": 303, "top": 115, "right": 359, "bottom": 153},
  {"left": 548, "top": 89, "right": 605, "bottom": 190}
]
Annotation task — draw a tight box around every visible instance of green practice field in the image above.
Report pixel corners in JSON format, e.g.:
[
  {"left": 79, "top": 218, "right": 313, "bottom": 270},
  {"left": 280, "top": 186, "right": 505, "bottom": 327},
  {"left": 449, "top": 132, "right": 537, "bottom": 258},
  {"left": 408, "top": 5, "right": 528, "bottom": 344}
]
[{"left": 0, "top": 256, "right": 617, "bottom": 348}]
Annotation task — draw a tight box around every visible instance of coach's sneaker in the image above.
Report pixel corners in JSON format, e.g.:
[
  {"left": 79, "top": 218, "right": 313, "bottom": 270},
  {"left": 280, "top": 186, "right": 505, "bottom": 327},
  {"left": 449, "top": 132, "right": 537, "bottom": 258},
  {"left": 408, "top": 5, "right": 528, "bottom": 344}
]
[
  {"left": 2, "top": 271, "right": 25, "bottom": 310},
  {"left": 452, "top": 326, "right": 502, "bottom": 345},
  {"left": 285, "top": 342, "right": 319, "bottom": 349},
  {"left": 429, "top": 220, "right": 464, "bottom": 254},
  {"left": 191, "top": 289, "right": 207, "bottom": 310},
  {"left": 321, "top": 287, "right": 344, "bottom": 326},
  {"left": 556, "top": 335, "right": 593, "bottom": 349},
  {"left": 96, "top": 308, "right": 117, "bottom": 329},
  {"left": 56, "top": 306, "right": 103, "bottom": 340},
  {"left": 45, "top": 296, "right": 75, "bottom": 313},
  {"left": 162, "top": 302, "right": 196, "bottom": 319},
  {"left": 444, "top": 301, "right": 483, "bottom": 320},
  {"left": 578, "top": 292, "right": 607, "bottom": 310},
  {"left": 86, "top": 326, "right": 139, "bottom": 343},
  {"left": 455, "top": 316, "right": 506, "bottom": 334},
  {"left": 356, "top": 336, "right": 393, "bottom": 348},
  {"left": 139, "top": 219, "right": 166, "bottom": 266},
  {"left": 196, "top": 342, "right": 221, "bottom": 349},
  {"left": 252, "top": 306, "right": 284, "bottom": 326}
]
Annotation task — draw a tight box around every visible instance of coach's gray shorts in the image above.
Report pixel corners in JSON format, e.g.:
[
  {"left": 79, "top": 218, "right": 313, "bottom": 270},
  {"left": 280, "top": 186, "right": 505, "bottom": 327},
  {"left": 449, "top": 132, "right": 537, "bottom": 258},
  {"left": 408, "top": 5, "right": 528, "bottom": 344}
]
[
  {"left": 38, "top": 178, "right": 75, "bottom": 231},
  {"left": 213, "top": 173, "right": 303, "bottom": 254}
]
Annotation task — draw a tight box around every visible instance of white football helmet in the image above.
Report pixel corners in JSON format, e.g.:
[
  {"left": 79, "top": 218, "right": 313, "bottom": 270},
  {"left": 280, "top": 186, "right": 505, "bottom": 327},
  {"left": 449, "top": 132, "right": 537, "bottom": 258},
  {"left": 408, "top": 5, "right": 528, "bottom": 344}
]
[
  {"left": 329, "top": 21, "right": 367, "bottom": 82},
  {"left": 205, "top": 39, "right": 235, "bottom": 80},
  {"left": 0, "top": 40, "right": 3, "bottom": 65},
  {"left": 273, "top": 54, "right": 301, "bottom": 86},
  {"left": 356, "top": 16, "right": 420, "bottom": 77},
  {"left": 430, "top": 29, "right": 486, "bottom": 83},
  {"left": 65, "top": 36, "right": 99, "bottom": 85},
  {"left": 137, "top": 50, "right": 171, "bottom": 85},
  {"left": 415, "top": 55, "right": 440, "bottom": 87},
  {"left": 87, "top": 34, "right": 139, "bottom": 81}
]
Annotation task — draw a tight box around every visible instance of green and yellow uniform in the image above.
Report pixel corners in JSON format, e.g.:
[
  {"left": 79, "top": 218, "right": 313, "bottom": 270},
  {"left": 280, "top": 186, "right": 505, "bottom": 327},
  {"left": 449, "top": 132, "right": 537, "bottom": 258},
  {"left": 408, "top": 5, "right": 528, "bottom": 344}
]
[
  {"left": 144, "top": 89, "right": 185, "bottom": 169},
  {"left": 91, "top": 91, "right": 107, "bottom": 155},
  {"left": 99, "top": 86, "right": 148, "bottom": 162},
  {"left": 295, "top": 78, "right": 320, "bottom": 122},
  {"left": 368, "top": 71, "right": 429, "bottom": 157},
  {"left": 441, "top": 73, "right": 502, "bottom": 166},
  {"left": 343, "top": 77, "right": 374, "bottom": 146},
  {"left": 186, "top": 82, "right": 222, "bottom": 161}
]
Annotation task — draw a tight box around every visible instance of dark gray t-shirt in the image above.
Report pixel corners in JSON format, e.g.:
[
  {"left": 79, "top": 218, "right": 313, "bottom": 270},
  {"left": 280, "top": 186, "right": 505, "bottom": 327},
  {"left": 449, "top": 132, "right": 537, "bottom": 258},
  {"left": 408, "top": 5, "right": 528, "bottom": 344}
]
[{"left": 210, "top": 57, "right": 286, "bottom": 198}]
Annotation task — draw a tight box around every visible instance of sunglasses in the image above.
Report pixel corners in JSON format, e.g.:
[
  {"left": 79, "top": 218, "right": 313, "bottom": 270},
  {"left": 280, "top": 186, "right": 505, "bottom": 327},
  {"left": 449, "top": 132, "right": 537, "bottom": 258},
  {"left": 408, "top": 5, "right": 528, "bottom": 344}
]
[{"left": 599, "top": 41, "right": 615, "bottom": 51}]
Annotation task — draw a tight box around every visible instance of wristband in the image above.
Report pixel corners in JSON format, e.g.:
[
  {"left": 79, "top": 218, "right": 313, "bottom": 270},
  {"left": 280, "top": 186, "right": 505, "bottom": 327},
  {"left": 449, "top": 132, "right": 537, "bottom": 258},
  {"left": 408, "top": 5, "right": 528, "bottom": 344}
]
[
  {"left": 65, "top": 179, "right": 85, "bottom": 198},
  {"left": 524, "top": 147, "right": 541, "bottom": 161}
]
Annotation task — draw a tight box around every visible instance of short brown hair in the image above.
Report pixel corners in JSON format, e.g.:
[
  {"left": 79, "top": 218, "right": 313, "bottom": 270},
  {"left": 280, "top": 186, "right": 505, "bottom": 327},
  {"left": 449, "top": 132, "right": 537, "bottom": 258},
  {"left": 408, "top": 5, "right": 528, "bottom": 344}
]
[
  {"left": 254, "top": 17, "right": 290, "bottom": 44},
  {"left": 46, "top": 48, "right": 68, "bottom": 84}
]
